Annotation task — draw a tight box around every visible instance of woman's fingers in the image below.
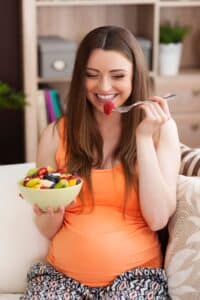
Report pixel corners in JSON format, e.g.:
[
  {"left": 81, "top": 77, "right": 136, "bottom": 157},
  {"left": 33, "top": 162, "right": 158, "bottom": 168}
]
[
  {"left": 33, "top": 205, "right": 59, "bottom": 215},
  {"left": 141, "top": 98, "right": 171, "bottom": 123},
  {"left": 54, "top": 206, "right": 65, "bottom": 214},
  {"left": 33, "top": 204, "right": 43, "bottom": 216},
  {"left": 140, "top": 102, "right": 164, "bottom": 124},
  {"left": 139, "top": 103, "right": 156, "bottom": 121},
  {"left": 148, "top": 96, "right": 171, "bottom": 119},
  {"left": 47, "top": 207, "right": 54, "bottom": 215},
  {"left": 150, "top": 102, "right": 169, "bottom": 123},
  {"left": 47, "top": 206, "right": 65, "bottom": 215},
  {"left": 33, "top": 202, "right": 73, "bottom": 216}
]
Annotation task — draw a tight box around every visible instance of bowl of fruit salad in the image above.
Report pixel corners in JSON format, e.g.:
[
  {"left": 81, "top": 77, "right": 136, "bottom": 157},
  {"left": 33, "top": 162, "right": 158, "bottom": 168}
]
[{"left": 18, "top": 166, "right": 83, "bottom": 211}]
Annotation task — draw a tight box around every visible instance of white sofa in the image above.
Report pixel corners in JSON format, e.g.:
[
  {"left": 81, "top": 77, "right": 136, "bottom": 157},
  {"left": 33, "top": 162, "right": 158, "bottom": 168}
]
[
  {"left": 0, "top": 163, "right": 49, "bottom": 300},
  {"left": 0, "top": 162, "right": 199, "bottom": 299}
]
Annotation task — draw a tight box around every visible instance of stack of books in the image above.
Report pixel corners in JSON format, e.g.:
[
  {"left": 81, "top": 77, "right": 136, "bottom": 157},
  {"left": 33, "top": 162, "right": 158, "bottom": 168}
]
[{"left": 37, "top": 89, "right": 63, "bottom": 136}]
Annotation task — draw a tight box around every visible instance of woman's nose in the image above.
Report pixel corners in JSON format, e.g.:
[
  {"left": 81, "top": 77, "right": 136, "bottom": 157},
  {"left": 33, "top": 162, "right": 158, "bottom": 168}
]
[{"left": 98, "top": 77, "right": 111, "bottom": 91}]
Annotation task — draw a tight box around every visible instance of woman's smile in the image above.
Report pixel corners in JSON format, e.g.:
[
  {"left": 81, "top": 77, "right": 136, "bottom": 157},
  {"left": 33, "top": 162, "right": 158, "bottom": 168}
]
[{"left": 95, "top": 93, "right": 118, "bottom": 102}]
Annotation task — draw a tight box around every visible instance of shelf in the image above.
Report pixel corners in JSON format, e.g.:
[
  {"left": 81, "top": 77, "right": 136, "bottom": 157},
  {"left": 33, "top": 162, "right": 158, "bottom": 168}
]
[
  {"left": 36, "top": 0, "right": 156, "bottom": 7},
  {"left": 159, "top": 1, "right": 200, "bottom": 7},
  {"left": 38, "top": 76, "right": 71, "bottom": 83},
  {"left": 177, "top": 68, "right": 200, "bottom": 78},
  {"left": 156, "top": 68, "right": 200, "bottom": 80},
  {"left": 22, "top": 0, "right": 200, "bottom": 161}
]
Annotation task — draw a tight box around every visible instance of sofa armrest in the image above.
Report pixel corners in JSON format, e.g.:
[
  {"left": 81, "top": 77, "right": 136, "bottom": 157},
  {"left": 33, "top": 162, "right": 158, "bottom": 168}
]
[{"left": 0, "top": 163, "right": 49, "bottom": 294}]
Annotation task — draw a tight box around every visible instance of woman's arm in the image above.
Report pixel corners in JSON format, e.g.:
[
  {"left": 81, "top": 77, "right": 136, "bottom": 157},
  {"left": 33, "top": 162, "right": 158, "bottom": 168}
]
[
  {"left": 136, "top": 97, "right": 180, "bottom": 231},
  {"left": 36, "top": 122, "right": 59, "bottom": 169},
  {"left": 35, "top": 122, "right": 65, "bottom": 240}
]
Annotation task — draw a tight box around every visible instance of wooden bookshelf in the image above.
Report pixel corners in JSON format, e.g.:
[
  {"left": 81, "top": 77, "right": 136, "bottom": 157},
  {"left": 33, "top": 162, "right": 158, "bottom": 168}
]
[{"left": 22, "top": 0, "right": 200, "bottom": 161}]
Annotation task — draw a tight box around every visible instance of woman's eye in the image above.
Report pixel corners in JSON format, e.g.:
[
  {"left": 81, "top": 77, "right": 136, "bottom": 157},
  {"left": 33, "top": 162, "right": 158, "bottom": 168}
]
[
  {"left": 85, "top": 73, "right": 98, "bottom": 78},
  {"left": 112, "top": 74, "right": 125, "bottom": 79}
]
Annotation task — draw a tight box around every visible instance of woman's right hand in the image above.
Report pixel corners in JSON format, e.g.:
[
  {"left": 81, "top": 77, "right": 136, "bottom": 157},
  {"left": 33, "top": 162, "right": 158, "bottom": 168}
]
[{"left": 33, "top": 205, "right": 65, "bottom": 240}]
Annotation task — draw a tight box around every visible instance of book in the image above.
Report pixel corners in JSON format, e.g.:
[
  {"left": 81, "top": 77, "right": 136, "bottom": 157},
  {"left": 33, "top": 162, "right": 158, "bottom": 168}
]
[
  {"left": 50, "top": 89, "right": 63, "bottom": 119},
  {"left": 45, "top": 89, "right": 56, "bottom": 122}
]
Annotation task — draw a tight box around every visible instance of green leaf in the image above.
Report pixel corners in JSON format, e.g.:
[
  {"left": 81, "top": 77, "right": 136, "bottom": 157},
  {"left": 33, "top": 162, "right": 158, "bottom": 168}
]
[
  {"left": 0, "top": 81, "right": 27, "bottom": 110},
  {"left": 160, "top": 22, "right": 190, "bottom": 44}
]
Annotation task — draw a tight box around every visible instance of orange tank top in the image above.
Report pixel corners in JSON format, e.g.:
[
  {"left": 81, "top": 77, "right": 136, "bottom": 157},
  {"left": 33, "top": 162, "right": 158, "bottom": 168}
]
[{"left": 47, "top": 118, "right": 162, "bottom": 287}]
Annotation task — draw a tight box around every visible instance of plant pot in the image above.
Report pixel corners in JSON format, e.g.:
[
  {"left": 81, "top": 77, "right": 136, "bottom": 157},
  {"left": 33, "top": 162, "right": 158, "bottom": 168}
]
[
  {"left": 159, "top": 43, "right": 182, "bottom": 76},
  {"left": 0, "top": 109, "right": 24, "bottom": 164}
]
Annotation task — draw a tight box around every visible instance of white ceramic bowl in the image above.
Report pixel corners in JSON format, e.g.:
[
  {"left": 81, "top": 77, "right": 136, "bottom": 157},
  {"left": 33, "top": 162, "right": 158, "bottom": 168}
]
[{"left": 18, "top": 181, "right": 83, "bottom": 211}]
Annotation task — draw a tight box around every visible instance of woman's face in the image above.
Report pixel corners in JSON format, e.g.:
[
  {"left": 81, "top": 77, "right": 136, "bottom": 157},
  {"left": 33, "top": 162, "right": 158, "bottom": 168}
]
[{"left": 85, "top": 49, "right": 133, "bottom": 113}]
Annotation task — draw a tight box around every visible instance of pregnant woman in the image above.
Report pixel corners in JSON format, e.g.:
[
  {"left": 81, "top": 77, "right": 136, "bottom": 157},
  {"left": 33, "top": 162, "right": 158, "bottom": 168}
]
[{"left": 21, "top": 26, "right": 180, "bottom": 299}]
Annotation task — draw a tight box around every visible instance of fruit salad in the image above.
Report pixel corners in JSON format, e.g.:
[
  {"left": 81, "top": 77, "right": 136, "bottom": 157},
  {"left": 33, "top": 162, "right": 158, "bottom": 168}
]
[{"left": 19, "top": 166, "right": 82, "bottom": 189}]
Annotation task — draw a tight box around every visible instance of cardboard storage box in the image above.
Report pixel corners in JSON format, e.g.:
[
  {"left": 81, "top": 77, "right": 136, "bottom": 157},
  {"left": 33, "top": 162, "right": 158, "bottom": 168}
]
[{"left": 38, "top": 36, "right": 77, "bottom": 79}]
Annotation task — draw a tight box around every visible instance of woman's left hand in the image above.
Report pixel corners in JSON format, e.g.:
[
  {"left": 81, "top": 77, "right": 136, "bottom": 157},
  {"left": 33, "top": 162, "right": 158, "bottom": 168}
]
[{"left": 136, "top": 96, "right": 171, "bottom": 137}]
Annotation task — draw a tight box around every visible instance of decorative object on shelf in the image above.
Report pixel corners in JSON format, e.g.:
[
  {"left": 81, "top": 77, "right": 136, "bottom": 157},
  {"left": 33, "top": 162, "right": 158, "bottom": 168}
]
[
  {"left": 159, "top": 22, "right": 190, "bottom": 76},
  {"left": 38, "top": 36, "right": 77, "bottom": 79},
  {"left": 136, "top": 37, "right": 152, "bottom": 70},
  {"left": 0, "top": 81, "right": 26, "bottom": 110}
]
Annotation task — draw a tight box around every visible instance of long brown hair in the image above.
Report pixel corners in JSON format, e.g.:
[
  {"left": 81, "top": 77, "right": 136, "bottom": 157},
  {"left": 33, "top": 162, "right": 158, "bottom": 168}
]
[{"left": 64, "top": 26, "right": 149, "bottom": 202}]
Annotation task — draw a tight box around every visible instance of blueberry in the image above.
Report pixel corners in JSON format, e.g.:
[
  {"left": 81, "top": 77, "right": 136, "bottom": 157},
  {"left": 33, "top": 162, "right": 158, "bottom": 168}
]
[{"left": 43, "top": 174, "right": 60, "bottom": 183}]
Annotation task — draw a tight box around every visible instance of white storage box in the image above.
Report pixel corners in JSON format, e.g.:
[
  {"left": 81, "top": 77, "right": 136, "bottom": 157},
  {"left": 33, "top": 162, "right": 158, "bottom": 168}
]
[{"left": 38, "top": 36, "right": 77, "bottom": 79}]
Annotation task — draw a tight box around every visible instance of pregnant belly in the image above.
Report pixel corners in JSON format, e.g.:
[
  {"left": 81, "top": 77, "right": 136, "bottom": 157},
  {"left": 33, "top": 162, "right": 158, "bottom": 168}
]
[{"left": 47, "top": 207, "right": 161, "bottom": 286}]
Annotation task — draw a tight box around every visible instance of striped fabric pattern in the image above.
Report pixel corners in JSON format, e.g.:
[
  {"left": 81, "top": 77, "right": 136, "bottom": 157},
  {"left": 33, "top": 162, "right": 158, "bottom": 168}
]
[{"left": 180, "top": 144, "right": 200, "bottom": 177}]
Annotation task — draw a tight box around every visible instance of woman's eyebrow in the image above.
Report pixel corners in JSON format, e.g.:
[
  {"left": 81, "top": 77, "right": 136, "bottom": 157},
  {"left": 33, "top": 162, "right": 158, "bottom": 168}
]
[
  {"left": 86, "top": 68, "right": 99, "bottom": 72},
  {"left": 86, "top": 68, "right": 127, "bottom": 73},
  {"left": 110, "top": 69, "right": 127, "bottom": 73}
]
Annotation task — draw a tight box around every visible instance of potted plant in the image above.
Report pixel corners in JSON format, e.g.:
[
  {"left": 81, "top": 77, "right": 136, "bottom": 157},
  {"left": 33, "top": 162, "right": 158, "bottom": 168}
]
[
  {"left": 159, "top": 22, "right": 190, "bottom": 76},
  {"left": 0, "top": 81, "right": 26, "bottom": 110},
  {"left": 0, "top": 81, "right": 27, "bottom": 164}
]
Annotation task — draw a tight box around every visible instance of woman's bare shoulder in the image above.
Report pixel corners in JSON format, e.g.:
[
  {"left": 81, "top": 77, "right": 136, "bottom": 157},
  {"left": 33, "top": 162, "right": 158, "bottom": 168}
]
[{"left": 36, "top": 121, "right": 59, "bottom": 168}]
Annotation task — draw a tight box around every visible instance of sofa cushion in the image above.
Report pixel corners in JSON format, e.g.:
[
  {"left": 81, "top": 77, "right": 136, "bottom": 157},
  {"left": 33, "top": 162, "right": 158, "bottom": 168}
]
[
  {"left": 0, "top": 295, "right": 23, "bottom": 300},
  {"left": 164, "top": 175, "right": 200, "bottom": 299},
  {"left": 180, "top": 144, "right": 200, "bottom": 176},
  {"left": 0, "top": 163, "right": 49, "bottom": 294}
]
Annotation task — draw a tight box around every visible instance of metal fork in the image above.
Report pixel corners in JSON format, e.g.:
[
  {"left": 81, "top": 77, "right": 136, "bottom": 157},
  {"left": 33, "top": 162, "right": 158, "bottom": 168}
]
[{"left": 112, "top": 94, "right": 176, "bottom": 113}]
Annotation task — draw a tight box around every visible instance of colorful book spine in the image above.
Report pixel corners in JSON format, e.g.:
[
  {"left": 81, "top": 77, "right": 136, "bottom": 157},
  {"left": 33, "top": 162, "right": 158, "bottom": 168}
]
[
  {"left": 50, "top": 89, "right": 62, "bottom": 119},
  {"left": 45, "top": 89, "right": 56, "bottom": 122}
]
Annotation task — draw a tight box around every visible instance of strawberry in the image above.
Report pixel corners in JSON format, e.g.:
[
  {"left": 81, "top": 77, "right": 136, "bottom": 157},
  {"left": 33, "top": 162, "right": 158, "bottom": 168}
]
[
  {"left": 56, "top": 168, "right": 66, "bottom": 174},
  {"left": 103, "top": 101, "right": 115, "bottom": 115},
  {"left": 37, "top": 167, "right": 48, "bottom": 177}
]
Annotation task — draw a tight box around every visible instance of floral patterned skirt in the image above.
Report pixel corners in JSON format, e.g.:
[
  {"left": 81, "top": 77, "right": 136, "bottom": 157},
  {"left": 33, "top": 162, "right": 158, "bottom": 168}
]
[{"left": 20, "top": 263, "right": 170, "bottom": 300}]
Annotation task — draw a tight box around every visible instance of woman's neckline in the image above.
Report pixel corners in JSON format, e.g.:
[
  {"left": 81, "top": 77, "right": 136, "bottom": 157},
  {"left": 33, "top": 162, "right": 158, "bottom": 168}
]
[{"left": 92, "top": 162, "right": 122, "bottom": 172}]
